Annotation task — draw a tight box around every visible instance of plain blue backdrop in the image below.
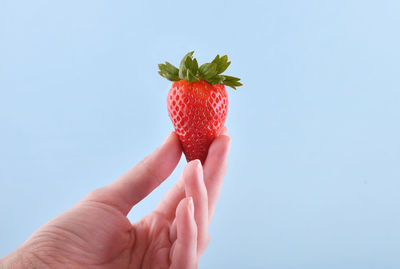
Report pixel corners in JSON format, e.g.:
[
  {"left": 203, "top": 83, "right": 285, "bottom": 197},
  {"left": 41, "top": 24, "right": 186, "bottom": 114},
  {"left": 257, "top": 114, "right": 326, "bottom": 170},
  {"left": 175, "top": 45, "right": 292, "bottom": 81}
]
[{"left": 1, "top": 0, "right": 400, "bottom": 268}]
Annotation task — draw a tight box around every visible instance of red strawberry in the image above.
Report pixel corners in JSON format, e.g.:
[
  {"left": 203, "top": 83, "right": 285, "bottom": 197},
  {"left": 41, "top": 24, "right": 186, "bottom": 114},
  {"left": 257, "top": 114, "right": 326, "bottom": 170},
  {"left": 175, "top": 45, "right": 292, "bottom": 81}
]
[{"left": 158, "top": 51, "right": 242, "bottom": 163}]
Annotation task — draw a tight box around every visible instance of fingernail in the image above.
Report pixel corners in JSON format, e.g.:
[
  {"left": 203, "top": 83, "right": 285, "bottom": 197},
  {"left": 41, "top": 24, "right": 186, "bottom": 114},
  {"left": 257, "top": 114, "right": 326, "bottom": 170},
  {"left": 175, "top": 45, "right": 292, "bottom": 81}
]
[
  {"left": 193, "top": 159, "right": 202, "bottom": 170},
  {"left": 187, "top": 197, "right": 194, "bottom": 216}
]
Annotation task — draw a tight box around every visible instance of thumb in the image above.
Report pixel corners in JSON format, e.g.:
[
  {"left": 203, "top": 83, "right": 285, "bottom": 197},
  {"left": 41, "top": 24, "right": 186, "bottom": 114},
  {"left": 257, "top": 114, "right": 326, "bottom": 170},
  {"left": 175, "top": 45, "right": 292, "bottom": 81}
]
[{"left": 82, "top": 132, "right": 182, "bottom": 215}]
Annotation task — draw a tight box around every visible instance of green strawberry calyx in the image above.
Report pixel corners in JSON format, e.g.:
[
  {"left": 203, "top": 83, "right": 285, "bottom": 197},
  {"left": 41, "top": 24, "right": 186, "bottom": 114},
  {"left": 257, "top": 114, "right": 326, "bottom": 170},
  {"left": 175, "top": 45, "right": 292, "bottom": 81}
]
[{"left": 158, "top": 51, "right": 242, "bottom": 90}]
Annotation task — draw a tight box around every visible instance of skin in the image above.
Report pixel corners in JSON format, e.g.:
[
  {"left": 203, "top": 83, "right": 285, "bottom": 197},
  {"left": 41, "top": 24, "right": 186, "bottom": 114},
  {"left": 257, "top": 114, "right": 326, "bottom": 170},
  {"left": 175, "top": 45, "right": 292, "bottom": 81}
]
[{"left": 0, "top": 130, "right": 230, "bottom": 269}]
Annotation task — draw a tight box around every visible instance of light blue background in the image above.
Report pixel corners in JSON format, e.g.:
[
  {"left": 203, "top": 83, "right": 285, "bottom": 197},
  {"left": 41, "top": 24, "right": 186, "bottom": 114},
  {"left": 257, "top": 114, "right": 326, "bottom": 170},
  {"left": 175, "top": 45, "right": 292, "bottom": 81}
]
[{"left": 1, "top": 0, "right": 400, "bottom": 268}]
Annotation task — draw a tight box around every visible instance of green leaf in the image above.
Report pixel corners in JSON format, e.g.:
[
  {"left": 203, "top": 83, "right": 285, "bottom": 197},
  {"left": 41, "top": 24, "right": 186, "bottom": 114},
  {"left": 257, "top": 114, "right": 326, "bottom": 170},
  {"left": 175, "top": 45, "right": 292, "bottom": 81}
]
[
  {"left": 221, "top": 75, "right": 242, "bottom": 89},
  {"left": 222, "top": 75, "right": 241, "bottom": 82},
  {"left": 185, "top": 56, "right": 198, "bottom": 78},
  {"left": 186, "top": 69, "right": 199, "bottom": 82},
  {"left": 158, "top": 51, "right": 242, "bottom": 89},
  {"left": 164, "top": 62, "right": 179, "bottom": 74},
  {"left": 159, "top": 71, "right": 179, "bottom": 81},
  {"left": 207, "top": 75, "right": 224, "bottom": 85},
  {"left": 212, "top": 54, "right": 231, "bottom": 74},
  {"left": 211, "top": 55, "right": 220, "bottom": 65},
  {"left": 198, "top": 63, "right": 218, "bottom": 80},
  {"left": 158, "top": 62, "right": 180, "bottom": 81},
  {"left": 179, "top": 51, "right": 196, "bottom": 80}
]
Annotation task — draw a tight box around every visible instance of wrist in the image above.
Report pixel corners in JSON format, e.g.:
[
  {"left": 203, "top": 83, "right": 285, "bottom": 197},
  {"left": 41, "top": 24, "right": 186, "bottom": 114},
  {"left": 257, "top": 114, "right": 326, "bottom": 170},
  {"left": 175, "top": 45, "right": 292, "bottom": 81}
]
[{"left": 1, "top": 247, "right": 51, "bottom": 269}]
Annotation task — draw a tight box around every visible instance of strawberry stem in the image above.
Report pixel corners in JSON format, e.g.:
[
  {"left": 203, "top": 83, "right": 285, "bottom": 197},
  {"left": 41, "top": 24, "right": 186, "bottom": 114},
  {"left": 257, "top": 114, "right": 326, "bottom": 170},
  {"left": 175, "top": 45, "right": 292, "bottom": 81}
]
[{"left": 158, "top": 51, "right": 242, "bottom": 90}]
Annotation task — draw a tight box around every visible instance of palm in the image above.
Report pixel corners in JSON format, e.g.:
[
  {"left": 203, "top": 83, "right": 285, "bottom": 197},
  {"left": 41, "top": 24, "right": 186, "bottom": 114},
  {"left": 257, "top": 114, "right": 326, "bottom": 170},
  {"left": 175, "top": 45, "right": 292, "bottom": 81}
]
[
  {"left": 18, "top": 132, "right": 230, "bottom": 269},
  {"left": 30, "top": 200, "right": 175, "bottom": 268}
]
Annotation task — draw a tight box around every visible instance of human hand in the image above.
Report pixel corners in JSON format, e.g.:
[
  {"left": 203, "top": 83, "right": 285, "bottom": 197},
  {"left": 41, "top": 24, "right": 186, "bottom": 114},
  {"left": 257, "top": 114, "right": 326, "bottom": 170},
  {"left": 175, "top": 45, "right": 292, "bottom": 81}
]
[{"left": 0, "top": 131, "right": 231, "bottom": 269}]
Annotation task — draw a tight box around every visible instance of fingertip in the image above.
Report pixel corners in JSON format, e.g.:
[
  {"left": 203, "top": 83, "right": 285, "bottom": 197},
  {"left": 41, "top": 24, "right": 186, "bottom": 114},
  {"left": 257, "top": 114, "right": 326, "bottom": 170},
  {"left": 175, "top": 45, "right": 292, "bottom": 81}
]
[
  {"left": 162, "top": 131, "right": 173, "bottom": 145},
  {"left": 219, "top": 134, "right": 231, "bottom": 148},
  {"left": 184, "top": 159, "right": 203, "bottom": 177},
  {"left": 208, "top": 134, "right": 231, "bottom": 159},
  {"left": 157, "top": 131, "right": 182, "bottom": 165},
  {"left": 221, "top": 126, "right": 228, "bottom": 135},
  {"left": 163, "top": 131, "right": 181, "bottom": 148},
  {"left": 176, "top": 196, "right": 185, "bottom": 216},
  {"left": 191, "top": 159, "right": 203, "bottom": 173},
  {"left": 176, "top": 196, "right": 192, "bottom": 217},
  {"left": 171, "top": 196, "right": 198, "bottom": 269},
  {"left": 192, "top": 159, "right": 202, "bottom": 168},
  {"left": 176, "top": 197, "right": 197, "bottom": 237},
  {"left": 183, "top": 160, "right": 204, "bottom": 189},
  {"left": 189, "top": 159, "right": 202, "bottom": 168}
]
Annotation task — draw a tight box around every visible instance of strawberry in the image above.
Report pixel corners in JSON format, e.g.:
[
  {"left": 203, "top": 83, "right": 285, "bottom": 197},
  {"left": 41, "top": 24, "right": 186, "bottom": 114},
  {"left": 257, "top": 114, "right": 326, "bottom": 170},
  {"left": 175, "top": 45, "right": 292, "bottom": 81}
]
[{"left": 158, "top": 51, "right": 242, "bottom": 163}]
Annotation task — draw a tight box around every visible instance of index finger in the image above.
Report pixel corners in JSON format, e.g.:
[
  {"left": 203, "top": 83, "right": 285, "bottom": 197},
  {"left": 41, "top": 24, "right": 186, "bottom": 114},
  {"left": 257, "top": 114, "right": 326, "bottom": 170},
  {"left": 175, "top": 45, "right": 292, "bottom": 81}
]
[{"left": 83, "top": 132, "right": 182, "bottom": 215}]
